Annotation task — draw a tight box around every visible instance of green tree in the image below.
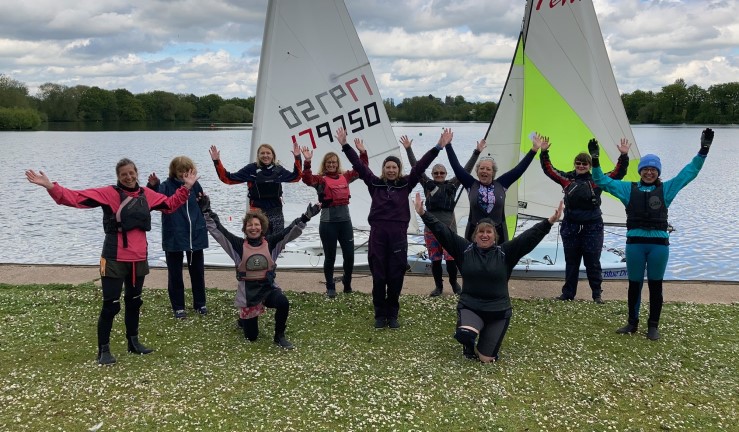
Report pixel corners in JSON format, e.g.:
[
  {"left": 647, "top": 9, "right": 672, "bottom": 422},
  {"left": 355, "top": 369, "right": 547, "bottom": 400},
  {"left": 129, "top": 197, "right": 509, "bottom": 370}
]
[
  {"left": 0, "top": 74, "right": 31, "bottom": 108},
  {"left": 214, "top": 103, "right": 251, "bottom": 122},
  {"left": 706, "top": 82, "right": 739, "bottom": 124},
  {"left": 78, "top": 87, "right": 118, "bottom": 121},
  {"left": 656, "top": 79, "right": 689, "bottom": 124},
  {"left": 114, "top": 89, "right": 146, "bottom": 121},
  {"left": 196, "top": 94, "right": 224, "bottom": 120},
  {"left": 0, "top": 107, "right": 42, "bottom": 130},
  {"left": 35, "top": 83, "right": 82, "bottom": 121}
]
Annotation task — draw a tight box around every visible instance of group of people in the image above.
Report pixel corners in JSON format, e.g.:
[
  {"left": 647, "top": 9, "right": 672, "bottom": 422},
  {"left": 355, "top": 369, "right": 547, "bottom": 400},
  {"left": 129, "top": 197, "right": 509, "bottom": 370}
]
[{"left": 25, "top": 126, "right": 713, "bottom": 364}]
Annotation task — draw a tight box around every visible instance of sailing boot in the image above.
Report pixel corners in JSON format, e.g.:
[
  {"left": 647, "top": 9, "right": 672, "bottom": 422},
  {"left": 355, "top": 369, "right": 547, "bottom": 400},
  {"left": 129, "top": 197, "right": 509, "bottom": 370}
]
[
  {"left": 454, "top": 328, "right": 478, "bottom": 360},
  {"left": 274, "top": 333, "right": 295, "bottom": 350},
  {"left": 98, "top": 344, "right": 117, "bottom": 365},
  {"left": 127, "top": 335, "right": 154, "bottom": 355},
  {"left": 447, "top": 261, "right": 462, "bottom": 294},
  {"left": 646, "top": 326, "right": 660, "bottom": 341},
  {"left": 326, "top": 280, "right": 337, "bottom": 299},
  {"left": 342, "top": 274, "right": 353, "bottom": 294},
  {"left": 429, "top": 280, "right": 443, "bottom": 297},
  {"left": 616, "top": 321, "right": 639, "bottom": 334}
]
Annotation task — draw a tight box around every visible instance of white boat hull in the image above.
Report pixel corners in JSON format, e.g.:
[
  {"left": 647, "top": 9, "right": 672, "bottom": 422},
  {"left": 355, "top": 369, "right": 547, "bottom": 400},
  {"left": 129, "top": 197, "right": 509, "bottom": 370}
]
[{"left": 406, "top": 242, "right": 628, "bottom": 280}]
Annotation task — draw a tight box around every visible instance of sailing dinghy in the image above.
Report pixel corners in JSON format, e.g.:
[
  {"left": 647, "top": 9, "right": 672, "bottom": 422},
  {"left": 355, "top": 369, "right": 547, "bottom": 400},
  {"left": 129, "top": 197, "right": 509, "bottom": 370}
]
[
  {"left": 407, "top": 0, "right": 641, "bottom": 280},
  {"left": 203, "top": 0, "right": 411, "bottom": 270}
]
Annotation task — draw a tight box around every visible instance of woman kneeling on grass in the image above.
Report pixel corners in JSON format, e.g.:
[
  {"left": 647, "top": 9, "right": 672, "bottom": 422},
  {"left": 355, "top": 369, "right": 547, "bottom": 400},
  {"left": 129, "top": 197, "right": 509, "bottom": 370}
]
[
  {"left": 198, "top": 195, "right": 320, "bottom": 349},
  {"left": 25, "top": 159, "right": 197, "bottom": 365},
  {"left": 414, "top": 192, "right": 563, "bottom": 362}
]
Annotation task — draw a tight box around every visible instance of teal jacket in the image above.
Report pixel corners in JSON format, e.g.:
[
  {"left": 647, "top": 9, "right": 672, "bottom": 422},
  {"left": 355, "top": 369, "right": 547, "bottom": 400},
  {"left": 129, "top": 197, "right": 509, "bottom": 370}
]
[{"left": 592, "top": 154, "right": 706, "bottom": 239}]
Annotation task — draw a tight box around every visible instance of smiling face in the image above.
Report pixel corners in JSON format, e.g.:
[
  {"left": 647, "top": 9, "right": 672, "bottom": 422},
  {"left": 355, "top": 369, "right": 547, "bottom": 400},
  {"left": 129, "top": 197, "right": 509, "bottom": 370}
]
[
  {"left": 116, "top": 163, "right": 138, "bottom": 189},
  {"left": 476, "top": 160, "right": 496, "bottom": 186},
  {"left": 640, "top": 167, "right": 659, "bottom": 184},
  {"left": 431, "top": 164, "right": 447, "bottom": 182},
  {"left": 574, "top": 159, "right": 591, "bottom": 174},
  {"left": 383, "top": 161, "right": 399, "bottom": 181},
  {"left": 257, "top": 145, "right": 275, "bottom": 166},
  {"left": 243, "top": 217, "right": 263, "bottom": 239},
  {"left": 474, "top": 224, "right": 497, "bottom": 249},
  {"left": 323, "top": 154, "right": 340, "bottom": 174}
]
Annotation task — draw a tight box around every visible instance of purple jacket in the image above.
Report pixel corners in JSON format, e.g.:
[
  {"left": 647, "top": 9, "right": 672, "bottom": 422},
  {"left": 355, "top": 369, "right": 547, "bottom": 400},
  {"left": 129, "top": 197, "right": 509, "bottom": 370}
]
[{"left": 343, "top": 144, "right": 440, "bottom": 225}]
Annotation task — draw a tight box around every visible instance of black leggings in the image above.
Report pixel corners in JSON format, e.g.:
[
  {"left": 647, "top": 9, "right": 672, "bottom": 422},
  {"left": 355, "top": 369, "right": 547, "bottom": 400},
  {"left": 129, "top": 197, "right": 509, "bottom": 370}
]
[
  {"left": 98, "top": 275, "right": 145, "bottom": 346},
  {"left": 243, "top": 290, "right": 290, "bottom": 341},
  {"left": 457, "top": 307, "right": 512, "bottom": 359},
  {"left": 319, "top": 220, "right": 354, "bottom": 284}
]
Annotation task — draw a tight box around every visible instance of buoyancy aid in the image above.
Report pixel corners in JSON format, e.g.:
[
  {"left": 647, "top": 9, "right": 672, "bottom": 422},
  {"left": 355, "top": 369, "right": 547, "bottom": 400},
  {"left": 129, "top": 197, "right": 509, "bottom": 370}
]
[
  {"left": 320, "top": 175, "right": 350, "bottom": 207},
  {"left": 564, "top": 178, "right": 600, "bottom": 211},
  {"left": 102, "top": 186, "right": 151, "bottom": 248},
  {"left": 425, "top": 181, "right": 457, "bottom": 212},
  {"left": 247, "top": 166, "right": 284, "bottom": 200},
  {"left": 465, "top": 180, "right": 507, "bottom": 241},
  {"left": 626, "top": 183, "right": 669, "bottom": 231},
  {"left": 237, "top": 239, "right": 275, "bottom": 281}
]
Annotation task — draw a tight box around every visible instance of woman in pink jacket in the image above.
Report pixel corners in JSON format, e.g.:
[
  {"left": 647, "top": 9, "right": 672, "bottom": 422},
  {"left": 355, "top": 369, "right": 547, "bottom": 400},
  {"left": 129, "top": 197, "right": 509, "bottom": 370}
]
[{"left": 26, "top": 158, "right": 197, "bottom": 365}]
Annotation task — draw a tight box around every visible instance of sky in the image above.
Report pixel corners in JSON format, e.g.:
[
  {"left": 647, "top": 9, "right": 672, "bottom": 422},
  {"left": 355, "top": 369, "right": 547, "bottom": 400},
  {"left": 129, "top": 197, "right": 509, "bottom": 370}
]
[{"left": 1, "top": 0, "right": 737, "bottom": 102}]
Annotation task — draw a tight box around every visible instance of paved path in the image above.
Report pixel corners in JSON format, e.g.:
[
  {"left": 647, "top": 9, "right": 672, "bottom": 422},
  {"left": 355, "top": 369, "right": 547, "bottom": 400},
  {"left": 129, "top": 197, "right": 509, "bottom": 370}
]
[{"left": 1, "top": 264, "right": 737, "bottom": 304}]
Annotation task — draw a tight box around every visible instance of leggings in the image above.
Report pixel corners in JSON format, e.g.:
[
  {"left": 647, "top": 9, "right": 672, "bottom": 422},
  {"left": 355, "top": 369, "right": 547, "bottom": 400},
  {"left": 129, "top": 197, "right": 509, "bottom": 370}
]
[
  {"left": 98, "top": 275, "right": 145, "bottom": 346},
  {"left": 457, "top": 307, "right": 512, "bottom": 359},
  {"left": 319, "top": 220, "right": 354, "bottom": 285},
  {"left": 242, "top": 290, "right": 290, "bottom": 341},
  {"left": 625, "top": 242, "right": 669, "bottom": 327}
]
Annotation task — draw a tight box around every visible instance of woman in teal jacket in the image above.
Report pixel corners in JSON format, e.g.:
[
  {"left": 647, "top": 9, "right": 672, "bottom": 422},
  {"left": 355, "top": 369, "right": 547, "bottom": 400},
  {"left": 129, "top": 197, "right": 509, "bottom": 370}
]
[{"left": 591, "top": 128, "right": 713, "bottom": 340}]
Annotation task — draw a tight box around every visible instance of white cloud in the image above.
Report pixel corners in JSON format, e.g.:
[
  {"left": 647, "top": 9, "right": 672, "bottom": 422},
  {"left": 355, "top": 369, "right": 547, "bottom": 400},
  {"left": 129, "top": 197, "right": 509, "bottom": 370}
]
[{"left": 0, "top": 0, "right": 737, "bottom": 100}]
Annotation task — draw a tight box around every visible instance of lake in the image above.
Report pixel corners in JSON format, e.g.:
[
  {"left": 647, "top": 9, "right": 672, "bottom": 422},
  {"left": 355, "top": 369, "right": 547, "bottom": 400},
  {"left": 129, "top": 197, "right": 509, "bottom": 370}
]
[{"left": 1, "top": 123, "right": 737, "bottom": 281}]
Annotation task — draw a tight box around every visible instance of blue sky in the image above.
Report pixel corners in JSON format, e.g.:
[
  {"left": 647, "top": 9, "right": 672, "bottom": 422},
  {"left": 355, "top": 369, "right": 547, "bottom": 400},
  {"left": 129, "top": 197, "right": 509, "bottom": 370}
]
[{"left": 1, "top": 0, "right": 737, "bottom": 101}]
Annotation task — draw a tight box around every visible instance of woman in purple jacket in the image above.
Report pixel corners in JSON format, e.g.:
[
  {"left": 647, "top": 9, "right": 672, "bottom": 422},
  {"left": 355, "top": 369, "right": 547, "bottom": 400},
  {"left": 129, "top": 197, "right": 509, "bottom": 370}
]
[{"left": 343, "top": 128, "right": 451, "bottom": 328}]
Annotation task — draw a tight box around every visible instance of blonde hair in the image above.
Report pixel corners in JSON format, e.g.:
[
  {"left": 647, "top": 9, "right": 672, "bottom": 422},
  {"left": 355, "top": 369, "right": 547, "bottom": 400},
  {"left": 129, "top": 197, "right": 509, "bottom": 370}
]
[
  {"left": 168, "top": 156, "right": 196, "bottom": 178},
  {"left": 318, "top": 152, "right": 344, "bottom": 176},
  {"left": 242, "top": 209, "right": 269, "bottom": 237},
  {"left": 473, "top": 218, "right": 498, "bottom": 243},
  {"left": 255, "top": 144, "right": 278, "bottom": 167}
]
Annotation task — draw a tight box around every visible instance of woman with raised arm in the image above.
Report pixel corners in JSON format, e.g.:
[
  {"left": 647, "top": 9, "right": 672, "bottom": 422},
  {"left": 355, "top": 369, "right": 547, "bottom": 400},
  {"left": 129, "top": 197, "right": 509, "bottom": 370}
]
[
  {"left": 209, "top": 141, "right": 302, "bottom": 236},
  {"left": 199, "top": 196, "right": 320, "bottom": 349},
  {"left": 300, "top": 128, "right": 368, "bottom": 298},
  {"left": 537, "top": 133, "right": 630, "bottom": 304},
  {"left": 343, "top": 129, "right": 450, "bottom": 329},
  {"left": 147, "top": 156, "right": 209, "bottom": 319},
  {"left": 25, "top": 160, "right": 197, "bottom": 365},
  {"left": 447, "top": 137, "right": 542, "bottom": 242},
  {"left": 415, "top": 192, "right": 563, "bottom": 362},
  {"left": 591, "top": 128, "right": 713, "bottom": 341},
  {"left": 401, "top": 134, "right": 485, "bottom": 296}
]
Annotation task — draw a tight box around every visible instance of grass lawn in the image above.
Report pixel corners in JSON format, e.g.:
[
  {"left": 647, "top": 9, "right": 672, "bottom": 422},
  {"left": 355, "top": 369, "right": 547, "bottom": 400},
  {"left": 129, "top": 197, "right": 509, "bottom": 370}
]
[{"left": 0, "top": 282, "right": 737, "bottom": 431}]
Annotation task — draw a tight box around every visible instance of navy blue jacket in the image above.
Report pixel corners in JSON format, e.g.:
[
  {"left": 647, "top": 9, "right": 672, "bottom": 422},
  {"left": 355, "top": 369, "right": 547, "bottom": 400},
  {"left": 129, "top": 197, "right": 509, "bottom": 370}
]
[{"left": 155, "top": 177, "right": 208, "bottom": 252}]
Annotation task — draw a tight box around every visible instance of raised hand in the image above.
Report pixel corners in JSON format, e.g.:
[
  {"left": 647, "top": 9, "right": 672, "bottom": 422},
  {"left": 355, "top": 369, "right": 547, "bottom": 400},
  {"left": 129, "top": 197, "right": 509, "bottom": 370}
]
[
  {"left": 181, "top": 169, "right": 200, "bottom": 189},
  {"left": 148, "top": 172, "right": 160, "bottom": 186},
  {"left": 303, "top": 202, "right": 322, "bottom": 219},
  {"left": 25, "top": 169, "right": 54, "bottom": 190},
  {"left": 209, "top": 145, "right": 220, "bottom": 161},
  {"left": 291, "top": 140, "right": 300, "bottom": 157},
  {"left": 399, "top": 135, "right": 413, "bottom": 149},
  {"left": 617, "top": 138, "right": 631, "bottom": 155},
  {"left": 301, "top": 146, "right": 313, "bottom": 161},
  {"left": 547, "top": 200, "right": 564, "bottom": 224},
  {"left": 336, "top": 127, "right": 348, "bottom": 145},
  {"left": 700, "top": 128, "right": 714, "bottom": 155},
  {"left": 532, "top": 133, "right": 549, "bottom": 151},
  {"left": 413, "top": 192, "right": 425, "bottom": 216},
  {"left": 354, "top": 138, "right": 366, "bottom": 153},
  {"left": 438, "top": 128, "right": 453, "bottom": 148},
  {"left": 587, "top": 139, "right": 600, "bottom": 158},
  {"left": 476, "top": 139, "right": 487, "bottom": 153}
]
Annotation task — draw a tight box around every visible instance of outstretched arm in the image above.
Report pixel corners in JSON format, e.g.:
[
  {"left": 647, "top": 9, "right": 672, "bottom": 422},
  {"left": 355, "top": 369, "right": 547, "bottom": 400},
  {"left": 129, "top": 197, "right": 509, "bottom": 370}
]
[
  {"left": 501, "top": 201, "right": 562, "bottom": 266},
  {"left": 606, "top": 138, "right": 631, "bottom": 180}
]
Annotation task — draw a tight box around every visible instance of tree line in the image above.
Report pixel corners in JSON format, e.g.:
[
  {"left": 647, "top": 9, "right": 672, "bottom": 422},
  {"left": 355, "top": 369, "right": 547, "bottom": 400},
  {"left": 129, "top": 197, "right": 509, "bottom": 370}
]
[{"left": 1, "top": 74, "right": 738, "bottom": 130}]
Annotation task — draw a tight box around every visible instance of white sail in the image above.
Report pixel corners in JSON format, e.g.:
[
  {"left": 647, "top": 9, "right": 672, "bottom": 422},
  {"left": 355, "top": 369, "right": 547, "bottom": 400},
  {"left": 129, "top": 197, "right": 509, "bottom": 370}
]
[
  {"left": 485, "top": 0, "right": 641, "bottom": 231},
  {"left": 252, "top": 0, "right": 403, "bottom": 231}
]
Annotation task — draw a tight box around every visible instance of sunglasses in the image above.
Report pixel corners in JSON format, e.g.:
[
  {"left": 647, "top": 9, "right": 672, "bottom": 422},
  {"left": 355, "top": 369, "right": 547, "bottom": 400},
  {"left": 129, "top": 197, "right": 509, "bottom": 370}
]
[
  {"left": 432, "top": 171, "right": 446, "bottom": 175},
  {"left": 574, "top": 161, "right": 590, "bottom": 166}
]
